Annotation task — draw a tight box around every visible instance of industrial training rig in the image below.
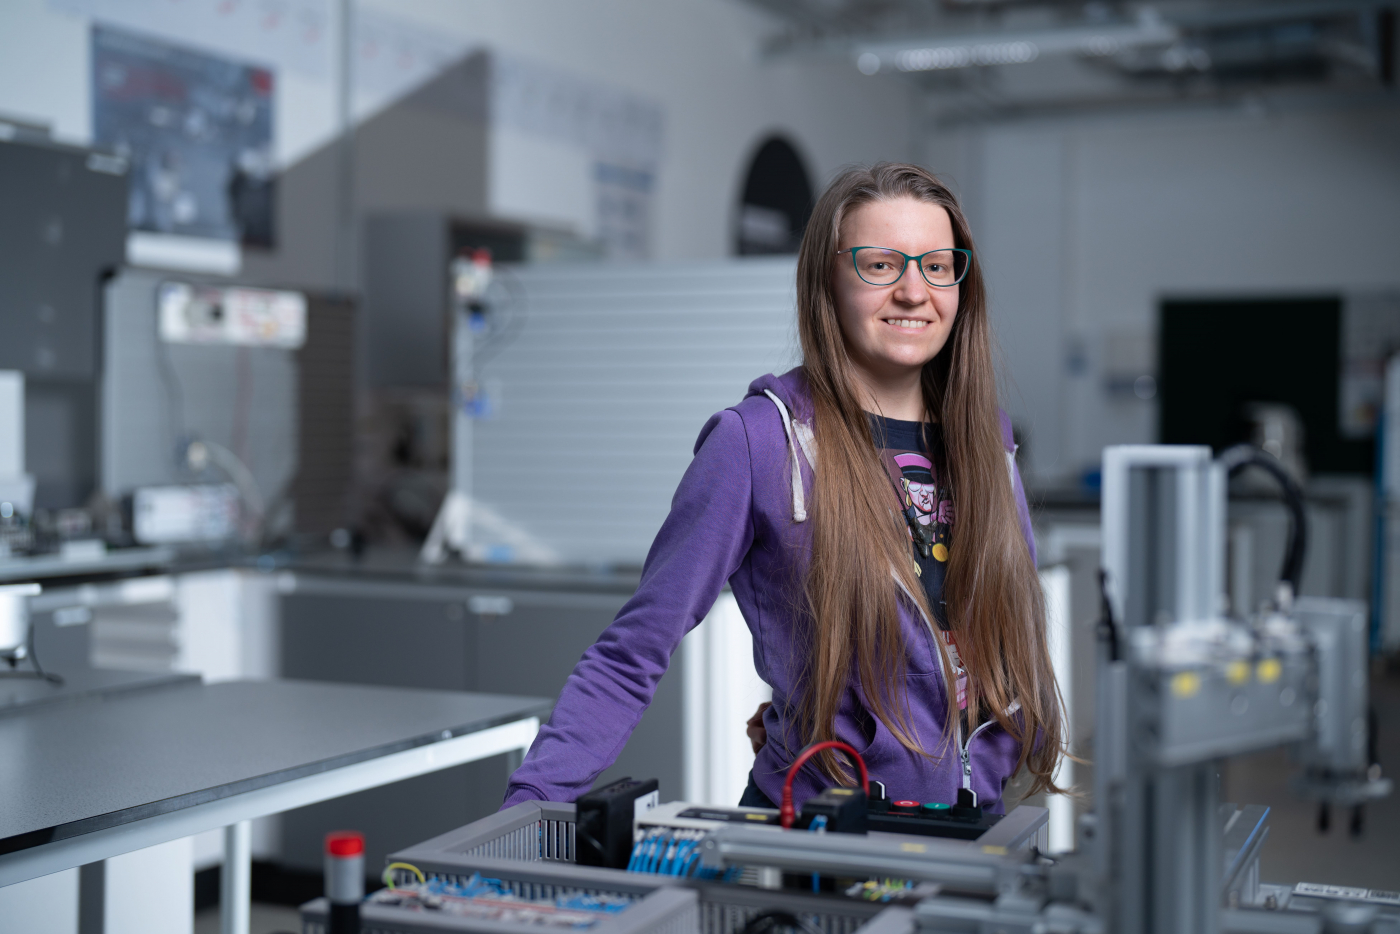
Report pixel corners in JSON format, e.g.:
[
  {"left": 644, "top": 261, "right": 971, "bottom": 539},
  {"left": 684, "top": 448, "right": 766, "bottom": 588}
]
[{"left": 304, "top": 444, "right": 1395, "bottom": 934}]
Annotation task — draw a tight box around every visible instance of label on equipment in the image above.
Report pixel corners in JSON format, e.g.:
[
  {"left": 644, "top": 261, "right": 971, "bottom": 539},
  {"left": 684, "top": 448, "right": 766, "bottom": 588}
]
[
  {"left": 1294, "top": 883, "right": 1400, "bottom": 906},
  {"left": 133, "top": 484, "right": 239, "bottom": 544},
  {"left": 158, "top": 281, "right": 306, "bottom": 348},
  {"left": 633, "top": 790, "right": 659, "bottom": 822}
]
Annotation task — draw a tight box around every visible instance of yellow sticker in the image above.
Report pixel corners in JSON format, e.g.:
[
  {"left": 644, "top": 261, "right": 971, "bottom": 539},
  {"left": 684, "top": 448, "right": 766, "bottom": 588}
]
[
  {"left": 830, "top": 788, "right": 854, "bottom": 796},
  {"left": 1226, "top": 661, "right": 1250, "bottom": 685},
  {"left": 932, "top": 543, "right": 949, "bottom": 562},
  {"left": 1257, "top": 658, "right": 1282, "bottom": 683},
  {"left": 744, "top": 813, "right": 768, "bottom": 820},
  {"left": 900, "top": 842, "right": 927, "bottom": 853},
  {"left": 981, "top": 845, "right": 1008, "bottom": 855},
  {"left": 1171, "top": 671, "right": 1201, "bottom": 698}
]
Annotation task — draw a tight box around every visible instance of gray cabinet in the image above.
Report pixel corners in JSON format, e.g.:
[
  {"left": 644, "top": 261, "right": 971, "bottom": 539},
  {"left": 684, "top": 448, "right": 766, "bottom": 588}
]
[{"left": 277, "top": 576, "right": 684, "bottom": 872}]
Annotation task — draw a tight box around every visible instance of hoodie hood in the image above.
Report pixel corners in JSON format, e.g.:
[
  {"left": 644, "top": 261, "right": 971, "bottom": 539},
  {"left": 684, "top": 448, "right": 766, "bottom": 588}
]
[
  {"left": 745, "top": 368, "right": 811, "bottom": 419},
  {"left": 740, "top": 367, "right": 1021, "bottom": 530},
  {"left": 745, "top": 369, "right": 816, "bottom": 522}
]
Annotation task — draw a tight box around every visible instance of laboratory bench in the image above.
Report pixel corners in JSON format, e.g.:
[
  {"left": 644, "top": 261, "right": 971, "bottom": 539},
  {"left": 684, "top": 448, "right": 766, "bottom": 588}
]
[
  {"left": 0, "top": 671, "right": 548, "bottom": 934},
  {"left": 3, "top": 544, "right": 683, "bottom": 882}
]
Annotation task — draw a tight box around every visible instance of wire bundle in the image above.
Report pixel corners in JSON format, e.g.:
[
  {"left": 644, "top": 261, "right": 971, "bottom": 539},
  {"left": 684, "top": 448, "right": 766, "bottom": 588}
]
[
  {"left": 453, "top": 873, "right": 629, "bottom": 913},
  {"left": 367, "top": 871, "right": 632, "bottom": 927},
  {"left": 845, "top": 879, "right": 916, "bottom": 902},
  {"left": 625, "top": 828, "right": 736, "bottom": 880}
]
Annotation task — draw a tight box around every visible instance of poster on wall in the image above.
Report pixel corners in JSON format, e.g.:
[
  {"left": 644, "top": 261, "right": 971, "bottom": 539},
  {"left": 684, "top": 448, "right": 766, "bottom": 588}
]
[
  {"left": 492, "top": 52, "right": 664, "bottom": 260},
  {"left": 92, "top": 24, "right": 276, "bottom": 249},
  {"left": 594, "top": 163, "right": 653, "bottom": 261}
]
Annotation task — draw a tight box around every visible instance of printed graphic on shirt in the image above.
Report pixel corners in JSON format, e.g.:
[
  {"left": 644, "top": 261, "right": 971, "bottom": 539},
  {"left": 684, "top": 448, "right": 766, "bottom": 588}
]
[
  {"left": 871, "top": 415, "right": 967, "bottom": 709},
  {"left": 872, "top": 421, "right": 954, "bottom": 625},
  {"left": 892, "top": 452, "right": 954, "bottom": 564}
]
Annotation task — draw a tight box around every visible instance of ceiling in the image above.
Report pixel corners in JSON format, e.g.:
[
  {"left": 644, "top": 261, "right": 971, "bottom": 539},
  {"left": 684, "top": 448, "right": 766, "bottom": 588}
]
[{"left": 742, "top": 1, "right": 1397, "bottom": 123}]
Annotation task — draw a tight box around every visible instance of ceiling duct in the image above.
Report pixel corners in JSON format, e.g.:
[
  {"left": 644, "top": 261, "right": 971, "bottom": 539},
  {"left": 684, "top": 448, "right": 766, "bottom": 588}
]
[{"left": 747, "top": 1, "right": 1399, "bottom": 120}]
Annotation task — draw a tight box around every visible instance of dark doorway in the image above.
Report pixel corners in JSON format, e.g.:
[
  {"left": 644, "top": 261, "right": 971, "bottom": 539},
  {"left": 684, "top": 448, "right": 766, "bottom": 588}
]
[
  {"left": 1158, "top": 297, "right": 1372, "bottom": 474},
  {"left": 735, "top": 137, "right": 813, "bottom": 255}
]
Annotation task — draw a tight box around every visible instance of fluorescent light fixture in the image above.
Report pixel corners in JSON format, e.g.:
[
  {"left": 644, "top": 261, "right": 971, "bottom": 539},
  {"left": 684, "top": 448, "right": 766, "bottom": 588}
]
[
  {"left": 855, "top": 19, "right": 1179, "bottom": 74},
  {"left": 895, "top": 41, "right": 1039, "bottom": 71},
  {"left": 128, "top": 232, "right": 242, "bottom": 276}
]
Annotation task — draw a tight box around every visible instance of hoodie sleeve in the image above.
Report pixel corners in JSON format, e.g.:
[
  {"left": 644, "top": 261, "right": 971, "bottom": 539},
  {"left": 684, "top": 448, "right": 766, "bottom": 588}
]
[
  {"left": 502, "top": 409, "right": 755, "bottom": 807},
  {"left": 998, "top": 410, "right": 1037, "bottom": 567}
]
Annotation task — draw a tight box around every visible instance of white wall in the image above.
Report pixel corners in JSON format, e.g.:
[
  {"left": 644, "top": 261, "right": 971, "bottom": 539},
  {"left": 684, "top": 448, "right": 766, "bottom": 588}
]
[
  {"left": 393, "top": 0, "right": 914, "bottom": 259},
  {"left": 0, "top": 0, "right": 337, "bottom": 168},
  {"left": 1, "top": 0, "right": 914, "bottom": 267},
  {"left": 925, "top": 102, "right": 1400, "bottom": 481},
  {"left": 0, "top": 0, "right": 89, "bottom": 143}
]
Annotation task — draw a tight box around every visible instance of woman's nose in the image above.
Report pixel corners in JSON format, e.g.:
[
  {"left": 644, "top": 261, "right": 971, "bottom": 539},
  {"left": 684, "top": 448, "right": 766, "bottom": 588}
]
[{"left": 892, "top": 261, "right": 929, "bottom": 303}]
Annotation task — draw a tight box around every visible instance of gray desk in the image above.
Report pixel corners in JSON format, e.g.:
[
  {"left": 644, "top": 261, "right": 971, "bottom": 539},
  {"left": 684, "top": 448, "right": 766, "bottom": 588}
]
[
  {"left": 0, "top": 546, "right": 176, "bottom": 584},
  {"left": 0, "top": 678, "right": 550, "bottom": 934},
  {"left": 0, "top": 666, "right": 198, "bottom": 716}
]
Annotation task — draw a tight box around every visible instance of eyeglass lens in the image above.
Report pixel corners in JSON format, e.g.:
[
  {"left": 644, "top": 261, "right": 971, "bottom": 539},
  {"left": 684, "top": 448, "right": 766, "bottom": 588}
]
[{"left": 854, "top": 248, "right": 966, "bottom": 287}]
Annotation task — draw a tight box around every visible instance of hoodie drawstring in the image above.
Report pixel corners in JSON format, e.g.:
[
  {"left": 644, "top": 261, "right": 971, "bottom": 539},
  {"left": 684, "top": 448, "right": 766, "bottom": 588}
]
[{"left": 763, "top": 390, "right": 813, "bottom": 523}]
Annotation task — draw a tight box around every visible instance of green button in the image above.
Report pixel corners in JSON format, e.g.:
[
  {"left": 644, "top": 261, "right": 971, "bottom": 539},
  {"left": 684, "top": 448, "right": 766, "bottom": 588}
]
[{"left": 922, "top": 802, "right": 950, "bottom": 812}]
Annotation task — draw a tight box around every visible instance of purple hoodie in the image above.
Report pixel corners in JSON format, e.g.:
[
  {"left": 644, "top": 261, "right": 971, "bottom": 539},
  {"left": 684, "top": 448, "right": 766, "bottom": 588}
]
[{"left": 503, "top": 368, "right": 1037, "bottom": 813}]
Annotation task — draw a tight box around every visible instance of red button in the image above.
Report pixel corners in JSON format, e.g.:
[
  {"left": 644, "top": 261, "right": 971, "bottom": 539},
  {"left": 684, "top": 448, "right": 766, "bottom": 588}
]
[
  {"left": 325, "top": 831, "right": 364, "bottom": 856},
  {"left": 890, "top": 800, "right": 922, "bottom": 813}
]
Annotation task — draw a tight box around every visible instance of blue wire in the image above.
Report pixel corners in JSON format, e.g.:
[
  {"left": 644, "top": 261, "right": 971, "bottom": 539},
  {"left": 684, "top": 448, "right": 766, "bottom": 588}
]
[
  {"left": 627, "top": 836, "right": 645, "bottom": 872},
  {"left": 647, "top": 832, "right": 666, "bottom": 873},
  {"left": 631, "top": 831, "right": 653, "bottom": 872},
  {"left": 808, "top": 815, "right": 828, "bottom": 892},
  {"left": 675, "top": 840, "right": 695, "bottom": 876},
  {"left": 661, "top": 839, "right": 677, "bottom": 875},
  {"left": 672, "top": 837, "right": 691, "bottom": 875},
  {"left": 684, "top": 840, "right": 699, "bottom": 874},
  {"left": 662, "top": 840, "right": 679, "bottom": 876}
]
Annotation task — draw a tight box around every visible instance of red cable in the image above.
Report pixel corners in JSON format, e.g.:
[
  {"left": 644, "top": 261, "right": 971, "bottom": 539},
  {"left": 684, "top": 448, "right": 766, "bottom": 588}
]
[{"left": 779, "top": 741, "right": 869, "bottom": 829}]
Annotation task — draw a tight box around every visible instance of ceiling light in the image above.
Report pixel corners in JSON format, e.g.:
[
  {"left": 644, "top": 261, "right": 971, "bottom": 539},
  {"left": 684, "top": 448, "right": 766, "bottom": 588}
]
[{"left": 894, "top": 40, "right": 1039, "bottom": 72}]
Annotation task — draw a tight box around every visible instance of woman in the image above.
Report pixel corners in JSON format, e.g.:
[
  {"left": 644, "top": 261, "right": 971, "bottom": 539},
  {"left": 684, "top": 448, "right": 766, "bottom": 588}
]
[{"left": 503, "top": 163, "right": 1065, "bottom": 813}]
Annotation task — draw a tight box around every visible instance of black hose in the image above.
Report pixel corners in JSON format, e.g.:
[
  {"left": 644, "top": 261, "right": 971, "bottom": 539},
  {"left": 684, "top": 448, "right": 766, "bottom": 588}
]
[
  {"left": 1217, "top": 444, "right": 1309, "bottom": 600},
  {"left": 738, "top": 911, "right": 820, "bottom": 934},
  {"left": 1097, "top": 569, "right": 1121, "bottom": 662},
  {"left": 24, "top": 616, "right": 62, "bottom": 685}
]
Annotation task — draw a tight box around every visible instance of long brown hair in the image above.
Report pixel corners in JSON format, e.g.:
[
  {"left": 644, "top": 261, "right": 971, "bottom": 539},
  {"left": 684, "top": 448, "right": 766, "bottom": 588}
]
[{"left": 794, "top": 162, "right": 1065, "bottom": 795}]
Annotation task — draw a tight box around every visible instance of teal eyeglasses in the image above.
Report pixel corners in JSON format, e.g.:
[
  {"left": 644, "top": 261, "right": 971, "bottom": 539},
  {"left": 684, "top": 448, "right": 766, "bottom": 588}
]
[{"left": 836, "top": 247, "right": 971, "bottom": 288}]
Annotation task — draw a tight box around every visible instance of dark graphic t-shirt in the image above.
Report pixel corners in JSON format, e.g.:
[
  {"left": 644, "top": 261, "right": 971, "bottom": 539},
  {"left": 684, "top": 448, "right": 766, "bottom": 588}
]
[
  {"left": 869, "top": 414, "right": 954, "bottom": 625},
  {"left": 869, "top": 414, "right": 966, "bottom": 709}
]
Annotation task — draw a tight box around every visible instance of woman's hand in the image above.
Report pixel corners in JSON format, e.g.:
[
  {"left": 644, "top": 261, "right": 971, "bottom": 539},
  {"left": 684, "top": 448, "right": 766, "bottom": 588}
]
[{"left": 746, "top": 702, "right": 772, "bottom": 754}]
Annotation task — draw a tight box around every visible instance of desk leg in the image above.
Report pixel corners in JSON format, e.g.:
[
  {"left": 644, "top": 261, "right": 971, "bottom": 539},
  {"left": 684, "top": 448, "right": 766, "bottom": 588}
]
[
  {"left": 78, "top": 860, "right": 104, "bottom": 934},
  {"left": 220, "top": 820, "right": 251, "bottom": 934},
  {"left": 506, "top": 721, "right": 536, "bottom": 776}
]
